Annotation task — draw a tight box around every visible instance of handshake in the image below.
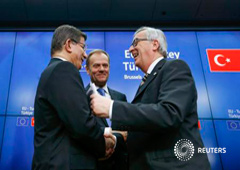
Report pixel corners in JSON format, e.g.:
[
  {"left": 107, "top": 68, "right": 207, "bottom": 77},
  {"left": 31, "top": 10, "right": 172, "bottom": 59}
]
[
  {"left": 101, "top": 127, "right": 115, "bottom": 160},
  {"left": 101, "top": 128, "right": 128, "bottom": 160},
  {"left": 88, "top": 83, "right": 127, "bottom": 160}
]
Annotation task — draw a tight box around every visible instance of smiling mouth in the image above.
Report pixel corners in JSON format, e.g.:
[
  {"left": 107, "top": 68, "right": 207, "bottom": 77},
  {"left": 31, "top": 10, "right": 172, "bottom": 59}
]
[
  {"left": 132, "top": 52, "right": 139, "bottom": 59},
  {"left": 97, "top": 74, "right": 106, "bottom": 77}
]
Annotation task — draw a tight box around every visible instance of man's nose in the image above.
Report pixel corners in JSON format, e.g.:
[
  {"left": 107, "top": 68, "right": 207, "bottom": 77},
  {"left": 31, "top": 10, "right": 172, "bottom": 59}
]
[
  {"left": 83, "top": 51, "right": 87, "bottom": 59},
  {"left": 99, "top": 65, "right": 104, "bottom": 70},
  {"left": 129, "top": 45, "right": 134, "bottom": 53}
]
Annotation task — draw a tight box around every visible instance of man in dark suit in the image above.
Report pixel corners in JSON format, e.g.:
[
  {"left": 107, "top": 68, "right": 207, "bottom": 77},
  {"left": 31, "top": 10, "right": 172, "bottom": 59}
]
[
  {"left": 85, "top": 49, "right": 128, "bottom": 170},
  {"left": 32, "top": 25, "right": 115, "bottom": 170},
  {"left": 90, "top": 27, "right": 211, "bottom": 170}
]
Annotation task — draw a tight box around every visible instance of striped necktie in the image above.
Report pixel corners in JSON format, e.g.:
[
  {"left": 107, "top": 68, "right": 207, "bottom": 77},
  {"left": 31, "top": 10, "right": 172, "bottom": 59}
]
[{"left": 140, "top": 73, "right": 149, "bottom": 86}]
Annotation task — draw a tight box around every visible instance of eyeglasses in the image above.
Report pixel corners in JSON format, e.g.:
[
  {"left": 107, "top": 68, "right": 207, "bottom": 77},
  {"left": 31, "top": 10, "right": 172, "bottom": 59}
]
[
  {"left": 71, "top": 39, "right": 87, "bottom": 51},
  {"left": 131, "top": 38, "right": 153, "bottom": 47}
]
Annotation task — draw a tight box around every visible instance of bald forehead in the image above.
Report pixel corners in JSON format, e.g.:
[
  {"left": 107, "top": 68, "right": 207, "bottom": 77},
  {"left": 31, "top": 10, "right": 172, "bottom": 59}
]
[{"left": 89, "top": 52, "right": 109, "bottom": 63}]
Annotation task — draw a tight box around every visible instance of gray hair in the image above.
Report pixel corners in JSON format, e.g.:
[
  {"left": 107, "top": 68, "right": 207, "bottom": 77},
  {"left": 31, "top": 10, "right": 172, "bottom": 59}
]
[{"left": 135, "top": 26, "right": 167, "bottom": 58}]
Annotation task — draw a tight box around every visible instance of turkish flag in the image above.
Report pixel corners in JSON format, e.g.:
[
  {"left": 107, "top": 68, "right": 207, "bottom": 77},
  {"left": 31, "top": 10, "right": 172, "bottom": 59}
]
[
  {"left": 198, "top": 120, "right": 201, "bottom": 130},
  {"left": 31, "top": 117, "right": 34, "bottom": 127},
  {"left": 206, "top": 49, "right": 240, "bottom": 72}
]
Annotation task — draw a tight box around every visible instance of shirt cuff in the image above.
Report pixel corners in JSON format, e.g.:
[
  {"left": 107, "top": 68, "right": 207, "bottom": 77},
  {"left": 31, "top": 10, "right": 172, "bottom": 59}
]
[
  {"left": 104, "top": 127, "right": 117, "bottom": 149},
  {"left": 104, "top": 127, "right": 111, "bottom": 135},
  {"left": 109, "top": 100, "right": 114, "bottom": 119},
  {"left": 113, "top": 135, "right": 117, "bottom": 149}
]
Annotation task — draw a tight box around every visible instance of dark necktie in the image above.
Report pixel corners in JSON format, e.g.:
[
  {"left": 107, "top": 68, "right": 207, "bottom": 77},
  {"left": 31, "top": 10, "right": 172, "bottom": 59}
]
[
  {"left": 140, "top": 73, "right": 149, "bottom": 86},
  {"left": 97, "top": 88, "right": 111, "bottom": 126}
]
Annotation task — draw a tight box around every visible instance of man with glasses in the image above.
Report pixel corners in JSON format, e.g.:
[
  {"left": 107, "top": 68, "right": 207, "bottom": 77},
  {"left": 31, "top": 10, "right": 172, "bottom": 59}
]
[
  {"left": 32, "top": 25, "right": 115, "bottom": 170},
  {"left": 90, "top": 27, "right": 211, "bottom": 170}
]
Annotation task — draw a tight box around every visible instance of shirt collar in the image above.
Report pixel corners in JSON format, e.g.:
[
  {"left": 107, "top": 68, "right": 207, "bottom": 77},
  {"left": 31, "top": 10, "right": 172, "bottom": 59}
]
[
  {"left": 53, "top": 56, "right": 67, "bottom": 61},
  {"left": 90, "top": 82, "right": 109, "bottom": 95},
  {"left": 147, "top": 57, "right": 164, "bottom": 74}
]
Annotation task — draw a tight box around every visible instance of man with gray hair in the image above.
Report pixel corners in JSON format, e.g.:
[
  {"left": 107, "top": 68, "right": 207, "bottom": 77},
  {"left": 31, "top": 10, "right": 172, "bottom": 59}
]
[{"left": 90, "top": 26, "right": 211, "bottom": 170}]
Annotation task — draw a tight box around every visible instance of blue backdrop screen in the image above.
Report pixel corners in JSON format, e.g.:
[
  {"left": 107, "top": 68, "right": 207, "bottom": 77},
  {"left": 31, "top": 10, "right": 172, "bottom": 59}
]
[
  {"left": 199, "top": 120, "right": 222, "bottom": 170},
  {"left": 0, "top": 117, "right": 34, "bottom": 170},
  {"left": 7, "top": 32, "right": 53, "bottom": 116},
  {"left": 0, "top": 32, "right": 15, "bottom": 115},
  {"left": 0, "top": 30, "right": 240, "bottom": 170},
  {"left": 197, "top": 31, "right": 240, "bottom": 119},
  {"left": 214, "top": 120, "right": 240, "bottom": 170}
]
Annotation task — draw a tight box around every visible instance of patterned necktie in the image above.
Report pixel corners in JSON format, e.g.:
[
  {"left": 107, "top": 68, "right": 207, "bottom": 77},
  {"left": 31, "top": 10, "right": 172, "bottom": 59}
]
[
  {"left": 140, "top": 73, "right": 149, "bottom": 86},
  {"left": 97, "top": 88, "right": 105, "bottom": 96}
]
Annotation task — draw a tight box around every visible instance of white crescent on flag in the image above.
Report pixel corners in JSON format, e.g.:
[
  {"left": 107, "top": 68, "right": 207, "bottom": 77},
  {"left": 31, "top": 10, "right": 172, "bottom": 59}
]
[{"left": 214, "top": 54, "right": 226, "bottom": 67}]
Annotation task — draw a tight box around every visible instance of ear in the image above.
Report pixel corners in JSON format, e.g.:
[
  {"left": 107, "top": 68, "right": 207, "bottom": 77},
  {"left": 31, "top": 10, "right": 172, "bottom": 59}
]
[
  {"left": 86, "top": 66, "right": 90, "bottom": 75},
  {"left": 64, "top": 39, "right": 73, "bottom": 53},
  {"left": 152, "top": 39, "right": 160, "bottom": 51}
]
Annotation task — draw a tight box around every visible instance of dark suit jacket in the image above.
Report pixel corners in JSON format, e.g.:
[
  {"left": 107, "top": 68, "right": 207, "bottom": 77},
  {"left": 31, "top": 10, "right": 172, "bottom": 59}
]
[
  {"left": 32, "top": 58, "right": 105, "bottom": 170},
  {"left": 112, "top": 59, "right": 211, "bottom": 170},
  {"left": 86, "top": 84, "right": 128, "bottom": 170}
]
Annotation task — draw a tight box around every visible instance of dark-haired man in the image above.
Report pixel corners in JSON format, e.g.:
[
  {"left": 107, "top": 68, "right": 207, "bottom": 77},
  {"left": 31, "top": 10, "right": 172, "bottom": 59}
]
[{"left": 32, "top": 25, "right": 115, "bottom": 170}]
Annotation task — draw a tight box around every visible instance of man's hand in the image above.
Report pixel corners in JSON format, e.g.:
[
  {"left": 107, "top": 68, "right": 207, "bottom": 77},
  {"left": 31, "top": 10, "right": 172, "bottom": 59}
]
[
  {"left": 90, "top": 94, "right": 111, "bottom": 118},
  {"left": 99, "top": 128, "right": 116, "bottom": 160},
  {"left": 112, "top": 130, "right": 128, "bottom": 142}
]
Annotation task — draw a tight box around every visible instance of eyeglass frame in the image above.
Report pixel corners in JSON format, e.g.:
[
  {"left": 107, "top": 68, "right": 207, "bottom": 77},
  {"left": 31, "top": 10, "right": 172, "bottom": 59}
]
[
  {"left": 71, "top": 39, "right": 87, "bottom": 51},
  {"left": 131, "top": 38, "right": 153, "bottom": 47}
]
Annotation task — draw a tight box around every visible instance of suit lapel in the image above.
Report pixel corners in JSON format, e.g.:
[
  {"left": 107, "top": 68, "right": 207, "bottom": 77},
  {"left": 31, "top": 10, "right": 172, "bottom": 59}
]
[
  {"left": 133, "top": 59, "right": 166, "bottom": 100},
  {"left": 134, "top": 72, "right": 157, "bottom": 99},
  {"left": 108, "top": 87, "right": 116, "bottom": 99}
]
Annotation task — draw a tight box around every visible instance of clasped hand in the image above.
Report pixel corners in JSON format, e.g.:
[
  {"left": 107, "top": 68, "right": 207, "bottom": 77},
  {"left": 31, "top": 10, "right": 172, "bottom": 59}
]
[{"left": 99, "top": 128, "right": 116, "bottom": 160}]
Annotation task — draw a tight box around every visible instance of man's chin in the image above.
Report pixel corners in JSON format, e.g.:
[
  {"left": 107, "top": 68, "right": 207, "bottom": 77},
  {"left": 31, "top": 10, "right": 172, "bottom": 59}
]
[
  {"left": 95, "top": 81, "right": 107, "bottom": 87},
  {"left": 78, "top": 64, "right": 82, "bottom": 70},
  {"left": 135, "top": 62, "right": 140, "bottom": 68},
  {"left": 78, "top": 62, "right": 83, "bottom": 70}
]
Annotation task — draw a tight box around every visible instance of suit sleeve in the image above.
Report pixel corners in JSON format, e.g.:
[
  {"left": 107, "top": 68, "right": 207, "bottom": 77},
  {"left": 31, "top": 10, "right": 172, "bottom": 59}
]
[
  {"left": 112, "top": 93, "right": 128, "bottom": 163},
  {"left": 112, "top": 60, "right": 197, "bottom": 133},
  {"left": 122, "top": 94, "right": 127, "bottom": 102},
  {"left": 47, "top": 62, "right": 105, "bottom": 156},
  {"left": 111, "top": 93, "right": 127, "bottom": 131}
]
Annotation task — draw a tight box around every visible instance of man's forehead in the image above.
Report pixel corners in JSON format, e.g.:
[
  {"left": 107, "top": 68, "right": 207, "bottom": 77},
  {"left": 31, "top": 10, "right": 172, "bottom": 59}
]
[
  {"left": 79, "top": 37, "right": 85, "bottom": 43},
  {"left": 134, "top": 30, "right": 146, "bottom": 38},
  {"left": 90, "top": 54, "right": 109, "bottom": 63},
  {"left": 91, "top": 52, "right": 108, "bottom": 59}
]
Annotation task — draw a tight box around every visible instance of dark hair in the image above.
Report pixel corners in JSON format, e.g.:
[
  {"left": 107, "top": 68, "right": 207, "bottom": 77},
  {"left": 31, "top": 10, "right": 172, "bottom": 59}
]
[
  {"left": 50, "top": 24, "right": 87, "bottom": 56},
  {"left": 86, "top": 49, "right": 110, "bottom": 68}
]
